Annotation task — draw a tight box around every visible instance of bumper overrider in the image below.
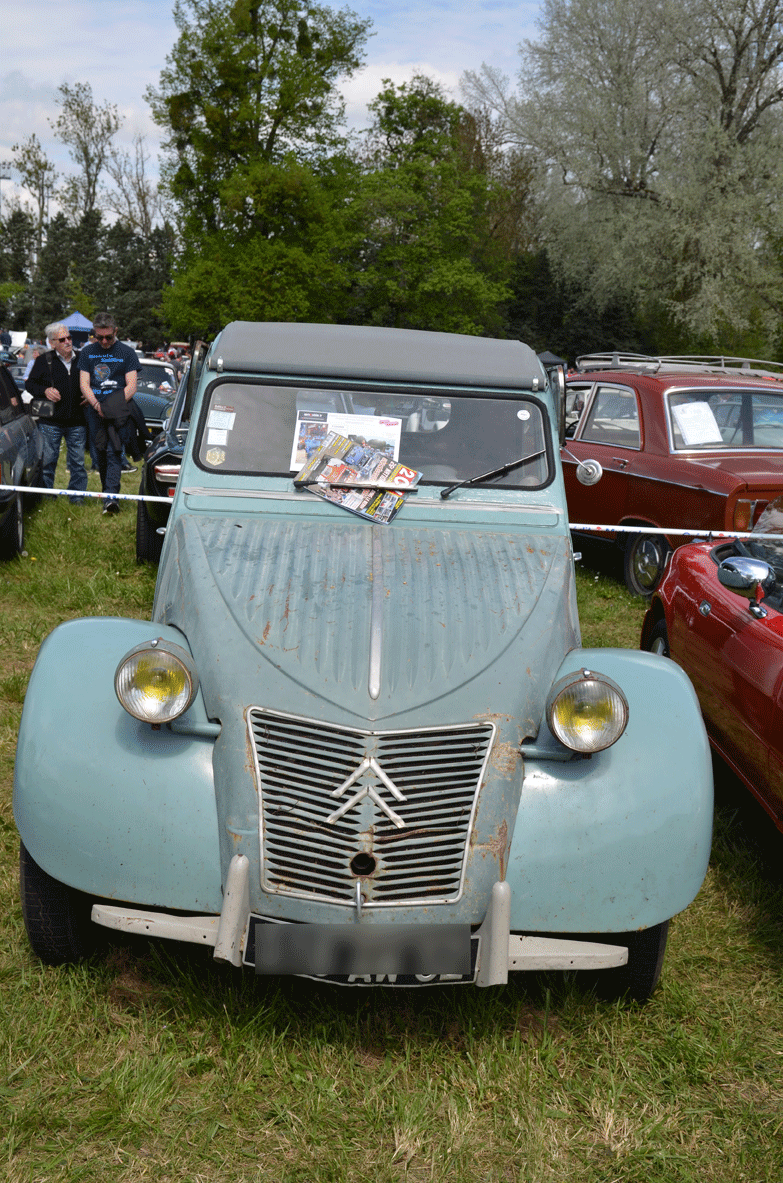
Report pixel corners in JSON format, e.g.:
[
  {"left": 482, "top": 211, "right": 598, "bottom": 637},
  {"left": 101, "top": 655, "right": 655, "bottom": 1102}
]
[{"left": 92, "top": 858, "right": 627, "bottom": 986}]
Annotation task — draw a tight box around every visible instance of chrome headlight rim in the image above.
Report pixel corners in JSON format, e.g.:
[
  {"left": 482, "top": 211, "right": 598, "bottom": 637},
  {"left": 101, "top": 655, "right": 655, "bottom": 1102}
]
[
  {"left": 114, "top": 638, "right": 199, "bottom": 724},
  {"left": 546, "top": 668, "right": 629, "bottom": 754}
]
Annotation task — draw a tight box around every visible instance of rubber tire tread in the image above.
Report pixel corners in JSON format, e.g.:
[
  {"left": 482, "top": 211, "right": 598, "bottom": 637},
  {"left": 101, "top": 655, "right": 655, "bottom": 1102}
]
[
  {"left": 136, "top": 486, "right": 163, "bottom": 564},
  {"left": 592, "top": 920, "right": 670, "bottom": 1002},
  {"left": 19, "top": 841, "right": 97, "bottom": 965},
  {"left": 0, "top": 490, "right": 23, "bottom": 560}
]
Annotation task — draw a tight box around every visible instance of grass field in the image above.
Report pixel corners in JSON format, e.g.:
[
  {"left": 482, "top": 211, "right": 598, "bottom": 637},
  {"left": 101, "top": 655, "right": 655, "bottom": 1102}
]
[{"left": 1, "top": 472, "right": 781, "bottom": 1182}]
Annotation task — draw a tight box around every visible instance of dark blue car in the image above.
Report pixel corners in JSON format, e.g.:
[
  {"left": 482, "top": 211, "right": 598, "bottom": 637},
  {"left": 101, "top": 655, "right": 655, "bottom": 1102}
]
[{"left": 0, "top": 367, "right": 43, "bottom": 559}]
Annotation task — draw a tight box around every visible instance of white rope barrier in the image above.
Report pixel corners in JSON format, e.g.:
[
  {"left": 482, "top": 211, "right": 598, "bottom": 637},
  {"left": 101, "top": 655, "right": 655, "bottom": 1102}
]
[
  {"left": 569, "top": 522, "right": 783, "bottom": 542},
  {"left": 4, "top": 485, "right": 783, "bottom": 541},
  {"left": 0, "top": 484, "right": 171, "bottom": 505}
]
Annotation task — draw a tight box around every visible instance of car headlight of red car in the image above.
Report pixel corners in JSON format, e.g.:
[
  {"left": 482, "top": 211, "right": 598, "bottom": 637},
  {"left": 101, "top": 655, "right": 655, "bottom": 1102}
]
[
  {"left": 546, "top": 670, "right": 629, "bottom": 753},
  {"left": 115, "top": 639, "right": 199, "bottom": 724}
]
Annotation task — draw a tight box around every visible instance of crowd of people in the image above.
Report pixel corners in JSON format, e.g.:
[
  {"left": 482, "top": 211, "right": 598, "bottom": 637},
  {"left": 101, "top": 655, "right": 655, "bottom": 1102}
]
[{"left": 7, "top": 318, "right": 189, "bottom": 515}]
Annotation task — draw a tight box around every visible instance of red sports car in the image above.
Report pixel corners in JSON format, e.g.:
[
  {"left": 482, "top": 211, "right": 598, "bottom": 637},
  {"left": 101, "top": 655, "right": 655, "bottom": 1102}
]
[{"left": 641, "top": 499, "right": 783, "bottom": 831}]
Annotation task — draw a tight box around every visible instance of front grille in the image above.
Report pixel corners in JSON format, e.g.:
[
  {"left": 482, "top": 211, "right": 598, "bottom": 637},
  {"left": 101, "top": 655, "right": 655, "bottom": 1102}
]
[{"left": 248, "top": 709, "right": 495, "bottom": 908}]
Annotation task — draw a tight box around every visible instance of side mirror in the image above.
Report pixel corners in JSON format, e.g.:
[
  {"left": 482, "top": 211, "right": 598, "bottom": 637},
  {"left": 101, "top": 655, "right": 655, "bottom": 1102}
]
[
  {"left": 576, "top": 459, "right": 603, "bottom": 487},
  {"left": 718, "top": 555, "right": 775, "bottom": 618},
  {"left": 561, "top": 446, "right": 603, "bottom": 486}
]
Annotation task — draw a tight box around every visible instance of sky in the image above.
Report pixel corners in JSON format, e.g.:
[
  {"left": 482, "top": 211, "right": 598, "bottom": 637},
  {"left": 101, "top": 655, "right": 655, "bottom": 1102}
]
[{"left": 0, "top": 0, "right": 540, "bottom": 204}]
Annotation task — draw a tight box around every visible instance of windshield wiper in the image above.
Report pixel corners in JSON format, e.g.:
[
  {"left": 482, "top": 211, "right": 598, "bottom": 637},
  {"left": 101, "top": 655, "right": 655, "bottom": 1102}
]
[{"left": 439, "top": 450, "right": 547, "bottom": 499}]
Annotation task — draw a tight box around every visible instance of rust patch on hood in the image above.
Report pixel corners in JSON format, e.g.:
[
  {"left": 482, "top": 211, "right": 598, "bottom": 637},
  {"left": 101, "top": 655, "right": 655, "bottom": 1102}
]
[
  {"left": 471, "top": 818, "right": 510, "bottom": 879},
  {"left": 489, "top": 741, "right": 519, "bottom": 778}
]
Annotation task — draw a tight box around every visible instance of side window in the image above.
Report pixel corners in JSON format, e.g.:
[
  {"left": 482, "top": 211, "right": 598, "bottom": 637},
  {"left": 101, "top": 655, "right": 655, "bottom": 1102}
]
[
  {"left": 565, "top": 383, "right": 592, "bottom": 436},
  {"left": 581, "top": 385, "right": 640, "bottom": 449}
]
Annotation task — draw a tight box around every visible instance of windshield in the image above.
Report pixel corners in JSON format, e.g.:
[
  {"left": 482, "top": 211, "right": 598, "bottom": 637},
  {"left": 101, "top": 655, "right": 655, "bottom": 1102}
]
[
  {"left": 137, "top": 363, "right": 177, "bottom": 395},
  {"left": 195, "top": 382, "right": 553, "bottom": 490},
  {"left": 668, "top": 388, "right": 783, "bottom": 451}
]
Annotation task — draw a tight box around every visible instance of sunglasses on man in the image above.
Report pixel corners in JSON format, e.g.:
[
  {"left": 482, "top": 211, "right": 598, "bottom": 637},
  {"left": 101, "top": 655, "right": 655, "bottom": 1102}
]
[
  {"left": 95, "top": 332, "right": 116, "bottom": 342},
  {"left": 55, "top": 335, "right": 72, "bottom": 342}
]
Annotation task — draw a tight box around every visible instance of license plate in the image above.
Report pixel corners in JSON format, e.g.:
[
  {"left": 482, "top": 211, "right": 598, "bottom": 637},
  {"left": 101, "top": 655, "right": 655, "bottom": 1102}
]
[{"left": 243, "top": 916, "right": 478, "bottom": 985}]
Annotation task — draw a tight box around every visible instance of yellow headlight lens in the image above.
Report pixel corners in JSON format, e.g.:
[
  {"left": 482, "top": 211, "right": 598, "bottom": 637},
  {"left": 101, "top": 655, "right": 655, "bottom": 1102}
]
[
  {"left": 115, "top": 640, "right": 198, "bottom": 724},
  {"left": 546, "top": 671, "right": 628, "bottom": 753}
]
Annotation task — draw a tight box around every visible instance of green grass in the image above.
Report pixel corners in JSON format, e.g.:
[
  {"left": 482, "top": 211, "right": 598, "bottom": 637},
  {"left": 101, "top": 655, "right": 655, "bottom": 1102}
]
[{"left": 1, "top": 462, "right": 782, "bottom": 1182}]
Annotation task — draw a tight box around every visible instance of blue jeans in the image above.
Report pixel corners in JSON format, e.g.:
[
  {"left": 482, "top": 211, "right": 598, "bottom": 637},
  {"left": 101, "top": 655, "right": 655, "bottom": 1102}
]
[
  {"left": 85, "top": 405, "right": 122, "bottom": 502},
  {"left": 38, "top": 422, "right": 88, "bottom": 503}
]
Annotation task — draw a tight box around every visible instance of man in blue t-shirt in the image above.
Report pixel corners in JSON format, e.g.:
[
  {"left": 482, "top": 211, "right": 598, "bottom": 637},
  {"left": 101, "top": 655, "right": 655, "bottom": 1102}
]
[{"left": 78, "top": 312, "right": 140, "bottom": 514}]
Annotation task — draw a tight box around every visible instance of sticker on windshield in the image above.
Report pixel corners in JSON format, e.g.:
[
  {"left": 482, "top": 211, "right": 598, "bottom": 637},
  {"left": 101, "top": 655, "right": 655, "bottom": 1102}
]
[
  {"left": 290, "top": 410, "right": 401, "bottom": 472},
  {"left": 207, "top": 429, "right": 228, "bottom": 446},
  {"left": 517, "top": 409, "right": 530, "bottom": 420},
  {"left": 209, "top": 406, "right": 236, "bottom": 431},
  {"left": 205, "top": 447, "right": 226, "bottom": 466},
  {"left": 671, "top": 401, "right": 723, "bottom": 446}
]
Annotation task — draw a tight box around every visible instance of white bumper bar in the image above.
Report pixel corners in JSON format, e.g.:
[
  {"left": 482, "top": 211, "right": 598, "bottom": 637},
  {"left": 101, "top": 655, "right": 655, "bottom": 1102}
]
[{"left": 92, "top": 858, "right": 628, "bottom": 982}]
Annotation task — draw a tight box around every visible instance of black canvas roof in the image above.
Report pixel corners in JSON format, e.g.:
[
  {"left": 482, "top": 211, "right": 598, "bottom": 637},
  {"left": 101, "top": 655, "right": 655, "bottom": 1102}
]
[{"left": 210, "top": 322, "right": 545, "bottom": 391}]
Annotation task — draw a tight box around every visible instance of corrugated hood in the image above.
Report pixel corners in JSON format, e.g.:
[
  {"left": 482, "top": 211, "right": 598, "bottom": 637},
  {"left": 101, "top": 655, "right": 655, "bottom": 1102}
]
[{"left": 154, "top": 512, "right": 577, "bottom": 728}]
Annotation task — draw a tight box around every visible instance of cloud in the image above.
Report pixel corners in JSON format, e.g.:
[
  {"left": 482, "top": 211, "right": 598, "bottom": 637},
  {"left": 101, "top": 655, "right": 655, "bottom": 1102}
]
[{"left": 0, "top": 0, "right": 538, "bottom": 185}]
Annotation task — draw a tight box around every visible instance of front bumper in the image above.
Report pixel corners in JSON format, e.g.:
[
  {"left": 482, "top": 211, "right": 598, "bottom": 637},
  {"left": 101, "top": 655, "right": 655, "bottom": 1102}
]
[{"left": 91, "top": 855, "right": 627, "bottom": 986}]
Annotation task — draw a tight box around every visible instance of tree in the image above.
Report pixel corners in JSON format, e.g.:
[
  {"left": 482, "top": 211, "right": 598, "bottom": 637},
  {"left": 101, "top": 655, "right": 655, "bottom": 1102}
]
[
  {"left": 463, "top": 0, "right": 783, "bottom": 347},
  {"left": 161, "top": 155, "right": 354, "bottom": 335},
  {"left": 346, "top": 76, "right": 512, "bottom": 335},
  {"left": 0, "top": 208, "right": 34, "bottom": 329},
  {"left": 26, "top": 212, "right": 72, "bottom": 332},
  {"left": 12, "top": 134, "right": 57, "bottom": 258},
  {"left": 51, "top": 82, "right": 121, "bottom": 220},
  {"left": 146, "top": 0, "right": 371, "bottom": 241},
  {"left": 105, "top": 134, "right": 166, "bottom": 239}
]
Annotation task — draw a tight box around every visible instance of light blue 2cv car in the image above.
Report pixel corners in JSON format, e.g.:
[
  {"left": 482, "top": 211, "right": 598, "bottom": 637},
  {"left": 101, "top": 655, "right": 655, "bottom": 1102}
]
[{"left": 14, "top": 323, "right": 713, "bottom": 999}]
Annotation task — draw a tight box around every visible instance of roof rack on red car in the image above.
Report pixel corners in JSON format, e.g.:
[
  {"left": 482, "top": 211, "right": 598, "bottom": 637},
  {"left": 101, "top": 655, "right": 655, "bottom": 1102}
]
[{"left": 575, "top": 352, "right": 783, "bottom": 379}]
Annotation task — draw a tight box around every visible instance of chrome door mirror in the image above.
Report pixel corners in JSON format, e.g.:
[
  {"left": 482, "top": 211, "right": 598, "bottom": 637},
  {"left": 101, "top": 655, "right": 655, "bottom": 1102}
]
[{"left": 718, "top": 555, "right": 775, "bottom": 617}]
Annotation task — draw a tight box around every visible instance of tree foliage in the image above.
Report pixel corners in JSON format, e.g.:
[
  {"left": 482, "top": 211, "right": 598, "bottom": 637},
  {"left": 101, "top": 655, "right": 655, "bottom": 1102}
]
[
  {"left": 147, "top": 0, "right": 370, "bottom": 241},
  {"left": 50, "top": 82, "right": 122, "bottom": 220},
  {"left": 346, "top": 76, "right": 513, "bottom": 335},
  {"left": 463, "top": 0, "right": 783, "bottom": 347}
]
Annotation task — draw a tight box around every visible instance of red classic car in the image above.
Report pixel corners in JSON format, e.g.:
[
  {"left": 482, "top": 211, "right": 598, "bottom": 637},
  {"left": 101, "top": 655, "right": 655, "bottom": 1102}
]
[
  {"left": 563, "top": 354, "right": 783, "bottom": 595},
  {"left": 641, "top": 500, "right": 783, "bottom": 832}
]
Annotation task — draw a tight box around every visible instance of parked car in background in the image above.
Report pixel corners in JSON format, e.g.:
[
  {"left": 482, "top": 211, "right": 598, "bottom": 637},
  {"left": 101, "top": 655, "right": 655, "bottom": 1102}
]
[
  {"left": 136, "top": 355, "right": 201, "bottom": 563},
  {"left": 563, "top": 354, "right": 783, "bottom": 595},
  {"left": 642, "top": 499, "right": 783, "bottom": 833},
  {"left": 0, "top": 367, "right": 43, "bottom": 559},
  {"left": 133, "top": 358, "right": 179, "bottom": 433},
  {"left": 14, "top": 322, "right": 713, "bottom": 1000}
]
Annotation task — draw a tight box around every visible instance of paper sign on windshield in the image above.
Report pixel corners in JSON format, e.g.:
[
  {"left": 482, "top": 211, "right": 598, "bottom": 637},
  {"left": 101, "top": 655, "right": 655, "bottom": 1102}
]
[
  {"left": 670, "top": 401, "right": 724, "bottom": 446},
  {"left": 290, "top": 411, "right": 402, "bottom": 473}
]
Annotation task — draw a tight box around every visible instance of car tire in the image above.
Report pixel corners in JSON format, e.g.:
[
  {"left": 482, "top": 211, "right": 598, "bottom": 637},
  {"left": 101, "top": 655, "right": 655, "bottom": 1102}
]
[
  {"left": 136, "top": 487, "right": 163, "bottom": 564},
  {"left": 592, "top": 920, "right": 670, "bottom": 1002},
  {"left": 624, "top": 533, "right": 670, "bottom": 597},
  {"left": 645, "top": 618, "right": 670, "bottom": 657},
  {"left": 0, "top": 489, "right": 24, "bottom": 560},
  {"left": 20, "top": 842, "right": 98, "bottom": 965}
]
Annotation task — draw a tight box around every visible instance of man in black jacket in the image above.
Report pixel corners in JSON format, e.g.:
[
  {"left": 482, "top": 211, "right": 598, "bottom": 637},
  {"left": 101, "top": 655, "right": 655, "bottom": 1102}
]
[{"left": 24, "top": 322, "right": 87, "bottom": 503}]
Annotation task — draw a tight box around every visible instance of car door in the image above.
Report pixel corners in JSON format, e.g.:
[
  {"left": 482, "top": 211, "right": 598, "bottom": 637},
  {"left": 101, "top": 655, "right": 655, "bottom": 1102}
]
[
  {"left": 562, "top": 382, "right": 639, "bottom": 525},
  {"left": 672, "top": 554, "right": 780, "bottom": 807}
]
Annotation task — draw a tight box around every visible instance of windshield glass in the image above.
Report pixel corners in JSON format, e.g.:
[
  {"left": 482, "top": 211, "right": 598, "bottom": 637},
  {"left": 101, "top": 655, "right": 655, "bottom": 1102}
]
[
  {"left": 667, "top": 388, "right": 783, "bottom": 451},
  {"left": 195, "top": 382, "right": 553, "bottom": 490},
  {"left": 137, "top": 363, "right": 177, "bottom": 395}
]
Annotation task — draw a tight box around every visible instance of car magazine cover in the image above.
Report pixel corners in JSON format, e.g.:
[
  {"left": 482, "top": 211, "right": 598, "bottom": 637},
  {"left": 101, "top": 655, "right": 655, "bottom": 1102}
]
[{"left": 294, "top": 429, "right": 422, "bottom": 524}]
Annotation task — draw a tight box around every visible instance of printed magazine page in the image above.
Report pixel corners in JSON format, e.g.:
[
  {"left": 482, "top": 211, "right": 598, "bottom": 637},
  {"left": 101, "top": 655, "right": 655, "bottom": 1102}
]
[{"left": 294, "top": 430, "right": 422, "bottom": 524}]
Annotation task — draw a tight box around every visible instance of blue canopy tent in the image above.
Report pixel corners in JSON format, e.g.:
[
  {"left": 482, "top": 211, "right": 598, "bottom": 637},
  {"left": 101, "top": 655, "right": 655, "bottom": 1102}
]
[{"left": 61, "top": 311, "right": 93, "bottom": 348}]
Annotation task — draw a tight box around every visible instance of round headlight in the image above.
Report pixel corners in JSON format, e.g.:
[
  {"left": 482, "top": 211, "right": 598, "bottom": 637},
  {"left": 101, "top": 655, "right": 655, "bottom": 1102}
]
[
  {"left": 546, "top": 669, "right": 628, "bottom": 753},
  {"left": 115, "top": 639, "right": 199, "bottom": 724}
]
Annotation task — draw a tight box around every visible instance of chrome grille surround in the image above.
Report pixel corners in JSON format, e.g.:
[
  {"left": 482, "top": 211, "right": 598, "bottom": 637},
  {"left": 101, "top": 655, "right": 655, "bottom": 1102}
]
[{"left": 248, "top": 708, "right": 496, "bottom": 908}]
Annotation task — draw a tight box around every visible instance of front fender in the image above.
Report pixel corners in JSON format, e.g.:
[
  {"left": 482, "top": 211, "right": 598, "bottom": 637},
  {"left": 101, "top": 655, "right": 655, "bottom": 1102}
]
[
  {"left": 507, "top": 648, "right": 713, "bottom": 932},
  {"left": 13, "top": 617, "right": 222, "bottom": 911}
]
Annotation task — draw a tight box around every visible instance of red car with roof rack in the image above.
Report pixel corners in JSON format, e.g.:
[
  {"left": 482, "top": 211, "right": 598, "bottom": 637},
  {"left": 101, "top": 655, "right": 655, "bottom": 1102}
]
[{"left": 563, "top": 353, "right": 783, "bottom": 594}]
